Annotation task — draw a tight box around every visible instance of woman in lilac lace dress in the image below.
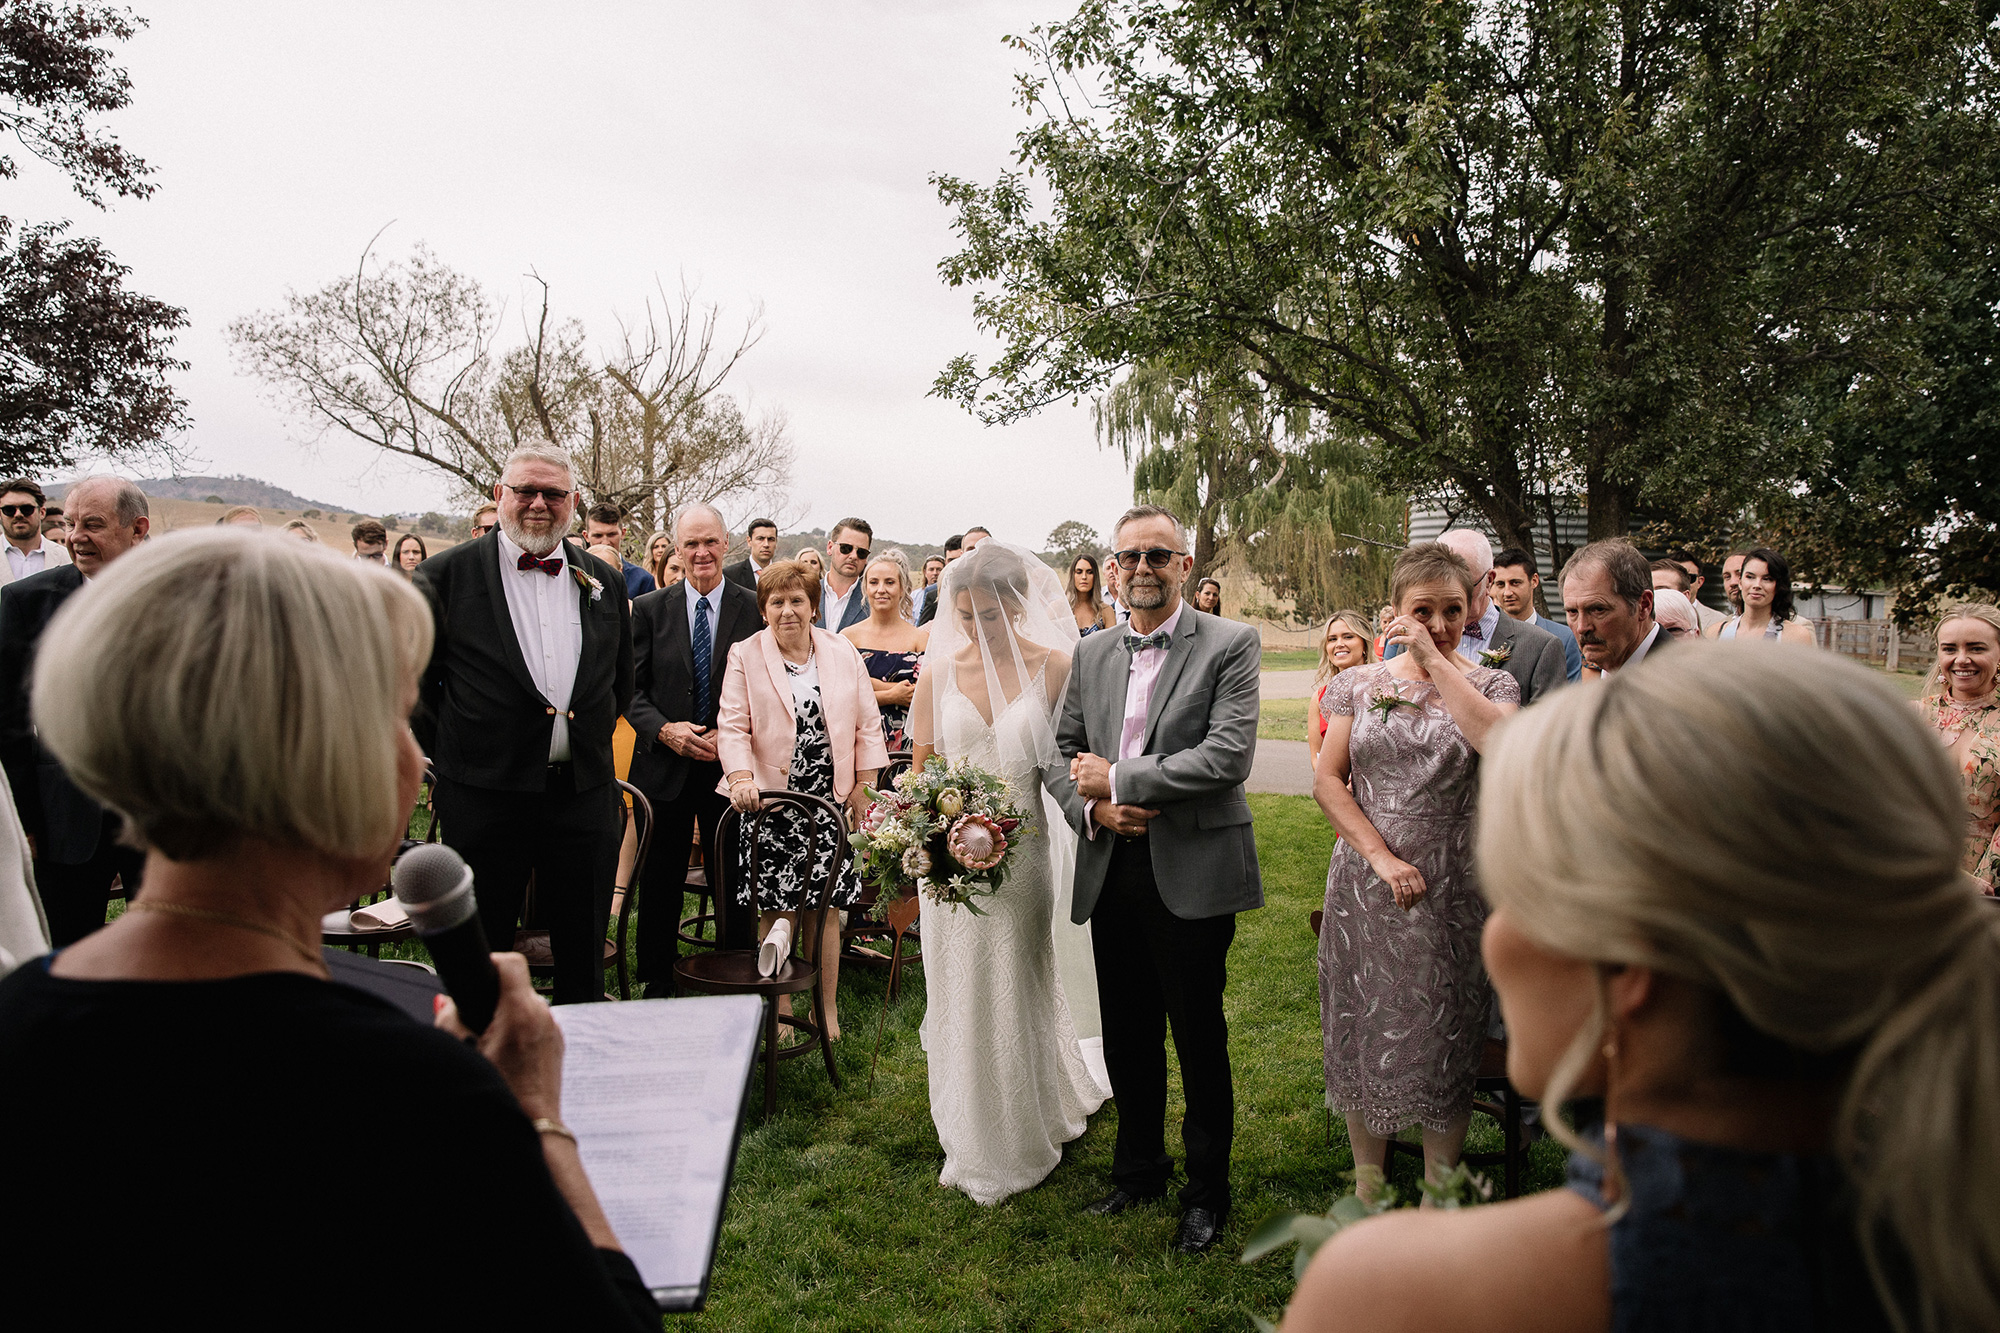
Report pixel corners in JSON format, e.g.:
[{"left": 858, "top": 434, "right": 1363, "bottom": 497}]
[{"left": 1313, "top": 542, "right": 1519, "bottom": 1193}]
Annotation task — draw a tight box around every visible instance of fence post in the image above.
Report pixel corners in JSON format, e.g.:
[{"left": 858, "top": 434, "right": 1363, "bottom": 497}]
[{"left": 1885, "top": 622, "right": 1900, "bottom": 672}]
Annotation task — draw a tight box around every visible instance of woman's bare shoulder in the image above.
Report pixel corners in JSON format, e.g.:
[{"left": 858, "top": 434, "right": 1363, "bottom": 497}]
[{"left": 1281, "top": 1190, "right": 1607, "bottom": 1333}]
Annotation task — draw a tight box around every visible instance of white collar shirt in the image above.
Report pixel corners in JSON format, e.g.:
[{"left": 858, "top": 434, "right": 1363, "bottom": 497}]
[
  {"left": 1607, "top": 622, "right": 1663, "bottom": 674},
  {"left": 5, "top": 539, "right": 49, "bottom": 581},
  {"left": 496, "top": 529, "right": 583, "bottom": 762},
  {"left": 684, "top": 577, "right": 725, "bottom": 640},
  {"left": 822, "top": 574, "right": 858, "bottom": 630}
]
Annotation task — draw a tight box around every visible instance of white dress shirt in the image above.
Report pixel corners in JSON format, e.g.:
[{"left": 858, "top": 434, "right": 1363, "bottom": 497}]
[
  {"left": 822, "top": 575, "right": 859, "bottom": 630},
  {"left": 1607, "top": 623, "right": 1663, "bottom": 673},
  {"left": 2, "top": 537, "right": 64, "bottom": 584},
  {"left": 685, "top": 577, "right": 725, "bottom": 642},
  {"left": 496, "top": 530, "right": 584, "bottom": 762}
]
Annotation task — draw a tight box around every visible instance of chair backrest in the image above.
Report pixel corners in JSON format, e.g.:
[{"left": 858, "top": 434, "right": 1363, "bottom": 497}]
[
  {"left": 611, "top": 779, "right": 655, "bottom": 936},
  {"left": 714, "top": 790, "right": 851, "bottom": 967},
  {"left": 878, "top": 750, "right": 914, "bottom": 792}
]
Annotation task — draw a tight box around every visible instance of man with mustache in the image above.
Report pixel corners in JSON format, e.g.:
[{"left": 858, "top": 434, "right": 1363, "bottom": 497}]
[{"left": 1560, "top": 539, "right": 1672, "bottom": 675}]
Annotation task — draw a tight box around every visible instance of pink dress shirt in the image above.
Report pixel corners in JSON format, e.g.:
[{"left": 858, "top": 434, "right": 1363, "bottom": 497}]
[{"left": 1084, "top": 603, "right": 1185, "bottom": 835}]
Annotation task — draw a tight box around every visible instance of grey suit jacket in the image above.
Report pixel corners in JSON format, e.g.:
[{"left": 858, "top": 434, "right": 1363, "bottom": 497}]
[
  {"left": 1484, "top": 612, "right": 1566, "bottom": 706},
  {"left": 1044, "top": 608, "right": 1264, "bottom": 923}
]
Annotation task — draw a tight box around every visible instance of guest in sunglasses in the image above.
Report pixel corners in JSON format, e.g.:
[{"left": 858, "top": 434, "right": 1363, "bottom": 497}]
[
  {"left": 0, "top": 479, "right": 69, "bottom": 587},
  {"left": 820, "top": 517, "right": 875, "bottom": 633}
]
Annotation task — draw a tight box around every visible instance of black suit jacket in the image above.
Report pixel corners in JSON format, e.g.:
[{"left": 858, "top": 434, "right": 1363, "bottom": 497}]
[
  {"left": 723, "top": 559, "right": 757, "bottom": 590},
  {"left": 413, "top": 534, "right": 633, "bottom": 794},
  {"left": 0, "top": 566, "right": 107, "bottom": 861},
  {"left": 625, "top": 579, "right": 761, "bottom": 803}
]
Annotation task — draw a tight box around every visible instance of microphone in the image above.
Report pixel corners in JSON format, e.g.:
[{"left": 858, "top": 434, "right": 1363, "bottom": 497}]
[{"left": 391, "top": 843, "right": 500, "bottom": 1035}]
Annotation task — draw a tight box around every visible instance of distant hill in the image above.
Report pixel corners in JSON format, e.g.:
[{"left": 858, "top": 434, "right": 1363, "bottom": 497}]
[{"left": 49, "top": 474, "right": 348, "bottom": 514}]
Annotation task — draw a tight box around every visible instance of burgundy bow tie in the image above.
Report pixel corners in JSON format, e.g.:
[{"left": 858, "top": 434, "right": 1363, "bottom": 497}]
[{"left": 517, "top": 551, "right": 564, "bottom": 576}]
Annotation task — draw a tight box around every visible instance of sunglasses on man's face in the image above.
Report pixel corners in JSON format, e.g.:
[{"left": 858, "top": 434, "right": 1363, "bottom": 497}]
[
  {"left": 0, "top": 504, "right": 39, "bottom": 518},
  {"left": 504, "top": 484, "right": 571, "bottom": 506},
  {"left": 1112, "top": 547, "right": 1186, "bottom": 571},
  {"left": 837, "top": 542, "right": 870, "bottom": 560}
]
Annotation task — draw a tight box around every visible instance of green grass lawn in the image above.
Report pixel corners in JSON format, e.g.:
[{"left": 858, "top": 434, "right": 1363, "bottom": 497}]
[
  {"left": 1258, "top": 697, "right": 1310, "bottom": 744},
  {"left": 1260, "top": 649, "right": 1320, "bottom": 672},
  {"left": 663, "top": 793, "right": 1564, "bottom": 1332}
]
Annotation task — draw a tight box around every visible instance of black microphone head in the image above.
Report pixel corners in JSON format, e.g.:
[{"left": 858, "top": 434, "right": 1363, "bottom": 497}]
[{"left": 391, "top": 843, "right": 477, "bottom": 933}]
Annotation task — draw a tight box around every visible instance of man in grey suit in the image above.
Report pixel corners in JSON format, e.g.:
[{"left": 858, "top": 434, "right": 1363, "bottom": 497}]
[
  {"left": 1387, "top": 530, "right": 1567, "bottom": 704},
  {"left": 1044, "top": 504, "right": 1263, "bottom": 1255}
]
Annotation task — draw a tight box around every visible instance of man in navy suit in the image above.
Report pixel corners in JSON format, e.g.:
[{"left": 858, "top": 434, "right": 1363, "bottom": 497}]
[
  {"left": 819, "top": 516, "right": 874, "bottom": 633},
  {"left": 584, "top": 503, "right": 657, "bottom": 601},
  {"left": 1492, "top": 548, "right": 1583, "bottom": 682},
  {"left": 0, "top": 476, "right": 151, "bottom": 944}
]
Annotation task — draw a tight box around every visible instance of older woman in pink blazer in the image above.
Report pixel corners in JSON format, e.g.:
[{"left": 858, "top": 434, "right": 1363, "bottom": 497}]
[{"left": 715, "top": 558, "right": 887, "bottom": 1039}]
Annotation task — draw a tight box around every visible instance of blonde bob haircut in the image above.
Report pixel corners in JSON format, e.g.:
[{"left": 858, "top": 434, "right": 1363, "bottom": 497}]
[
  {"left": 1476, "top": 642, "right": 2000, "bottom": 1332},
  {"left": 32, "top": 527, "right": 434, "bottom": 862}
]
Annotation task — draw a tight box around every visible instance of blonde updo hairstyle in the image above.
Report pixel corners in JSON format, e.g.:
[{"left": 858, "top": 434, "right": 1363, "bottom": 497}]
[
  {"left": 1927, "top": 601, "right": 2000, "bottom": 702},
  {"left": 1476, "top": 643, "right": 2000, "bottom": 1331},
  {"left": 32, "top": 527, "right": 433, "bottom": 862}
]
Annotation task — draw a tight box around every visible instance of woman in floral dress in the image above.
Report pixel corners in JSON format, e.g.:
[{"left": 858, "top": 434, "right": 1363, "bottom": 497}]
[
  {"left": 843, "top": 552, "right": 928, "bottom": 750},
  {"left": 1919, "top": 603, "right": 2000, "bottom": 892},
  {"left": 1314, "top": 543, "right": 1519, "bottom": 1193}
]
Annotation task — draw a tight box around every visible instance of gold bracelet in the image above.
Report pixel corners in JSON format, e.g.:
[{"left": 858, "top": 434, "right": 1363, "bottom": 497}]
[{"left": 531, "top": 1117, "right": 576, "bottom": 1145}]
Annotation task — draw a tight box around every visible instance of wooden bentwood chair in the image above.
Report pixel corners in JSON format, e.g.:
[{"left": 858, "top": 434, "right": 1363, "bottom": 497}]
[
  {"left": 673, "top": 790, "right": 846, "bottom": 1116},
  {"left": 513, "top": 779, "right": 655, "bottom": 1001}
]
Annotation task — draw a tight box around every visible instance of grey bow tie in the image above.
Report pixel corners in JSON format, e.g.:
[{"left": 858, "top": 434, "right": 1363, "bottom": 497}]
[{"left": 1122, "top": 630, "right": 1171, "bottom": 654}]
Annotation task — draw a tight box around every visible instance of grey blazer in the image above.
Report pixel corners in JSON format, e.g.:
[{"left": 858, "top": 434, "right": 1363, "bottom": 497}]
[
  {"left": 1484, "top": 612, "right": 1567, "bottom": 705},
  {"left": 1044, "top": 608, "right": 1264, "bottom": 923}
]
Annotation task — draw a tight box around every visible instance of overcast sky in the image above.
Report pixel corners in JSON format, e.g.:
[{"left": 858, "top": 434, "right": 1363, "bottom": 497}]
[{"left": 10, "top": 1, "right": 1132, "bottom": 546}]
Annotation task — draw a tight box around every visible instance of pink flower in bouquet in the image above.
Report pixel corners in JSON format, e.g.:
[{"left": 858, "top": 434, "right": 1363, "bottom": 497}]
[
  {"left": 946, "top": 814, "right": 1007, "bottom": 872},
  {"left": 860, "top": 800, "right": 894, "bottom": 834}
]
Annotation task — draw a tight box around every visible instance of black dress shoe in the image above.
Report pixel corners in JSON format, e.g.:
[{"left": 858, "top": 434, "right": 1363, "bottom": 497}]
[
  {"left": 1082, "top": 1188, "right": 1161, "bottom": 1217},
  {"left": 1173, "top": 1206, "right": 1227, "bottom": 1255}
]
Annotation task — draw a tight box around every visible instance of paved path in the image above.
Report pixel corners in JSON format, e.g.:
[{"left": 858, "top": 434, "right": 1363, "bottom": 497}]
[
  {"left": 1249, "top": 737, "right": 1315, "bottom": 796},
  {"left": 1261, "top": 668, "right": 1317, "bottom": 700}
]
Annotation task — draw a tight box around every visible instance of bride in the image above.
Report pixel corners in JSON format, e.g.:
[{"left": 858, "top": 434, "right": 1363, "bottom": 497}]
[{"left": 909, "top": 541, "right": 1107, "bottom": 1205}]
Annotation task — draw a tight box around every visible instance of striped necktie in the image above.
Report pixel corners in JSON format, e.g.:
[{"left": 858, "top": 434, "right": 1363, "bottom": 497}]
[{"left": 692, "top": 595, "right": 713, "bottom": 727}]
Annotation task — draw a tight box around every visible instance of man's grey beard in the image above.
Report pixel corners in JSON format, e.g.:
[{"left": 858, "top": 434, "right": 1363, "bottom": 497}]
[
  {"left": 502, "top": 514, "right": 562, "bottom": 557},
  {"left": 1125, "top": 575, "right": 1170, "bottom": 610}
]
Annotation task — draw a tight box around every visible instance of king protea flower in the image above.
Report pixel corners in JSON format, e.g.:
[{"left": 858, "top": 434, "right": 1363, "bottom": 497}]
[{"left": 946, "top": 814, "right": 1007, "bottom": 872}]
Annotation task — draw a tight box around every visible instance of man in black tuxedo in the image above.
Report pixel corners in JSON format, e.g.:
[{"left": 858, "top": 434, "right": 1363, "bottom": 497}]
[
  {"left": 1560, "top": 539, "right": 1675, "bottom": 674},
  {"left": 0, "top": 476, "right": 151, "bottom": 944},
  {"left": 722, "top": 516, "right": 778, "bottom": 590},
  {"left": 627, "top": 502, "right": 761, "bottom": 989},
  {"left": 413, "top": 445, "right": 633, "bottom": 1004}
]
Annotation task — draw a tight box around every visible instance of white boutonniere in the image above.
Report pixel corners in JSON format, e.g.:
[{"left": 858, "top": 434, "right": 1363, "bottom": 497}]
[
  {"left": 1477, "top": 643, "right": 1512, "bottom": 668},
  {"left": 572, "top": 566, "right": 603, "bottom": 602}
]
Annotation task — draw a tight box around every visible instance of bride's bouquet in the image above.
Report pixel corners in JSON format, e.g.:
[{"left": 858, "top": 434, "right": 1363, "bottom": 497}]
[{"left": 850, "top": 756, "right": 1031, "bottom": 916}]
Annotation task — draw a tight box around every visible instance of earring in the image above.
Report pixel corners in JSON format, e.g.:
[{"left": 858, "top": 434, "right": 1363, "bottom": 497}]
[{"left": 1601, "top": 1026, "right": 1623, "bottom": 1205}]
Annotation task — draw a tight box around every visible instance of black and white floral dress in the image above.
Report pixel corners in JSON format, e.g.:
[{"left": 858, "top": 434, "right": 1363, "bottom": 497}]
[{"left": 733, "top": 654, "right": 865, "bottom": 914}]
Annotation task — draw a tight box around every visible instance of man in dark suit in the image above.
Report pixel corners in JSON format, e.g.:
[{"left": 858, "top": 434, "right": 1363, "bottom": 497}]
[
  {"left": 626, "top": 502, "right": 761, "bottom": 989},
  {"left": 414, "top": 445, "right": 633, "bottom": 1004},
  {"left": 723, "top": 516, "right": 778, "bottom": 590},
  {"left": 0, "top": 476, "right": 150, "bottom": 944},
  {"left": 917, "top": 534, "right": 963, "bottom": 626},
  {"left": 1560, "top": 539, "right": 1674, "bottom": 674}
]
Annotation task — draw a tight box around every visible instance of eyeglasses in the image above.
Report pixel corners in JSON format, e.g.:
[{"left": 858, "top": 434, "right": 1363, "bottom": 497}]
[
  {"left": 0, "top": 504, "right": 39, "bottom": 518},
  {"left": 1112, "top": 547, "right": 1187, "bottom": 571},
  {"left": 837, "top": 542, "right": 870, "bottom": 560},
  {"left": 504, "top": 485, "right": 571, "bottom": 506}
]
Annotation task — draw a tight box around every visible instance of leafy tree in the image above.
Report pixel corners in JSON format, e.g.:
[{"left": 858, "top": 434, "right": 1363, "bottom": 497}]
[
  {"left": 417, "top": 510, "right": 450, "bottom": 534},
  {"left": 301, "top": 507, "right": 321, "bottom": 519},
  {"left": 0, "top": 2, "right": 187, "bottom": 474},
  {"left": 1045, "top": 519, "right": 1100, "bottom": 565},
  {"left": 933, "top": 0, "right": 2000, "bottom": 556}
]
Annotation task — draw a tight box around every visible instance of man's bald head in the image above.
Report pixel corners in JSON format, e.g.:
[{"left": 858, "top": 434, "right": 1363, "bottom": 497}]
[{"left": 1435, "top": 529, "right": 1494, "bottom": 618}]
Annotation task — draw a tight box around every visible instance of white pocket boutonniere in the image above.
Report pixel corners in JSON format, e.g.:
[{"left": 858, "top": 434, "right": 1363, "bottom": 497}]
[
  {"left": 1477, "top": 643, "right": 1512, "bottom": 668},
  {"left": 572, "top": 567, "right": 604, "bottom": 602}
]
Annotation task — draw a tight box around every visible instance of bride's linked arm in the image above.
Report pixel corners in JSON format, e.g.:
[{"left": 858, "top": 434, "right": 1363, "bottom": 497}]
[
  {"left": 908, "top": 668, "right": 938, "bottom": 771},
  {"left": 1109, "top": 623, "right": 1261, "bottom": 809},
  {"left": 1041, "top": 655, "right": 1092, "bottom": 835}
]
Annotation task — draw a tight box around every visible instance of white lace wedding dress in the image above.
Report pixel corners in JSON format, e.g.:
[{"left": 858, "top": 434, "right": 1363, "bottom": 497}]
[{"left": 919, "top": 666, "right": 1108, "bottom": 1205}]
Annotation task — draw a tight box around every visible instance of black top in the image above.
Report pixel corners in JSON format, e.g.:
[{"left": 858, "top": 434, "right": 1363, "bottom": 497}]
[
  {"left": 0, "top": 958, "right": 658, "bottom": 1331},
  {"left": 625, "top": 578, "right": 761, "bottom": 803},
  {"left": 0, "top": 565, "right": 105, "bottom": 860},
  {"left": 1567, "top": 1119, "right": 1891, "bottom": 1333},
  {"left": 412, "top": 532, "right": 634, "bottom": 794}
]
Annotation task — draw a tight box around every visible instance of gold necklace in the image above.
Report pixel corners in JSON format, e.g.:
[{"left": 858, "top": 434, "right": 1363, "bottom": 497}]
[{"left": 128, "top": 900, "right": 326, "bottom": 972}]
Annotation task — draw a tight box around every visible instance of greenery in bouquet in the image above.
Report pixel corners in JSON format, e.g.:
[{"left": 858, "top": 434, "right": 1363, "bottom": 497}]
[{"left": 849, "top": 755, "right": 1032, "bottom": 917}]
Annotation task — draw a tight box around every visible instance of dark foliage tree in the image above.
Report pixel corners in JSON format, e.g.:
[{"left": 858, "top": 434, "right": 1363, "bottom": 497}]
[
  {"left": 0, "top": 2, "right": 188, "bottom": 472},
  {"left": 934, "top": 0, "right": 2000, "bottom": 561}
]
